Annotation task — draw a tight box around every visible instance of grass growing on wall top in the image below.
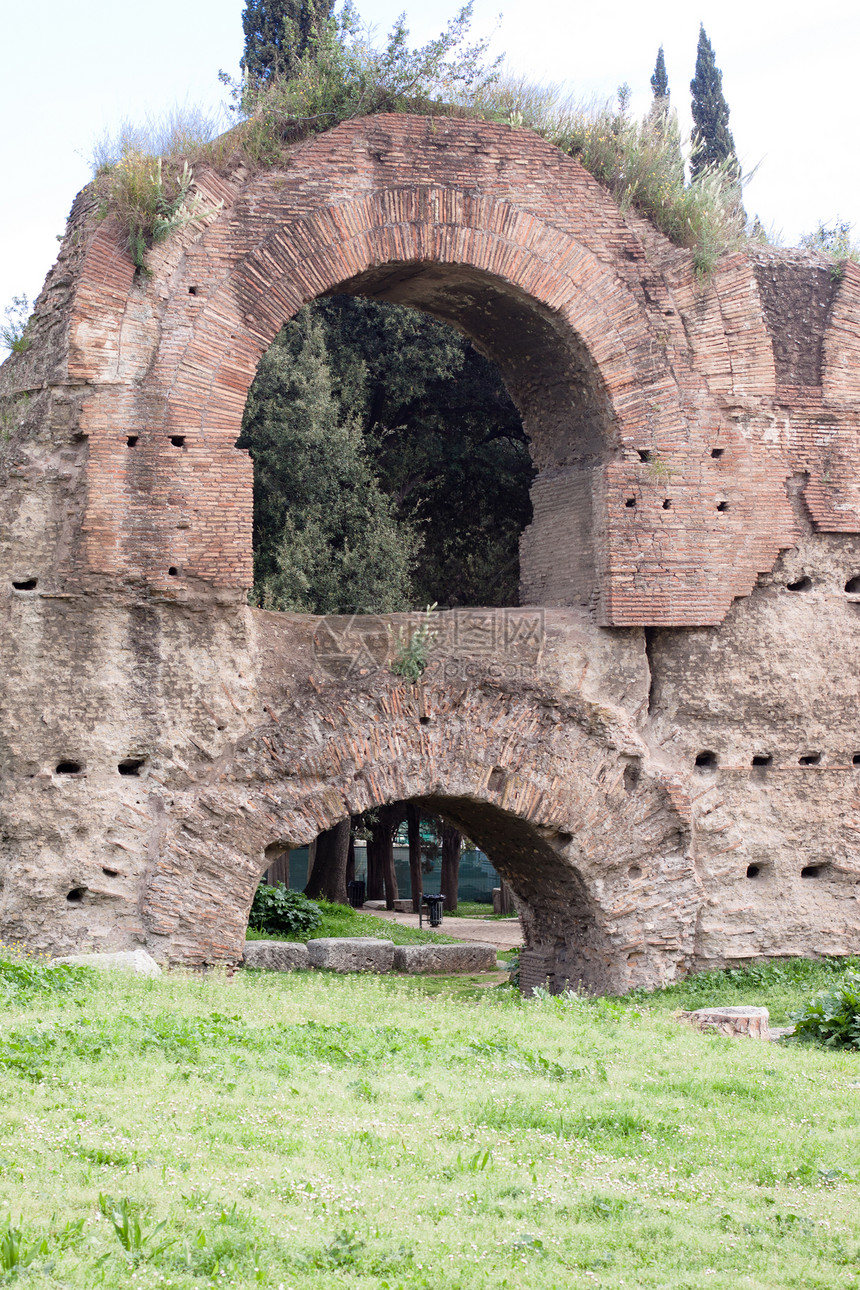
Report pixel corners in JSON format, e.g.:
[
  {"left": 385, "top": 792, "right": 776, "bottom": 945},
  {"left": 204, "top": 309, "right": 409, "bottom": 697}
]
[
  {"left": 0, "top": 955, "right": 857, "bottom": 1288},
  {"left": 92, "top": 4, "right": 749, "bottom": 278}
]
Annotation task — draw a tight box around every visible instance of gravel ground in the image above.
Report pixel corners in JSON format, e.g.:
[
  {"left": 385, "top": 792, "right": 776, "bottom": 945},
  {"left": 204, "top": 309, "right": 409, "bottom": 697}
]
[{"left": 361, "top": 906, "right": 523, "bottom": 950}]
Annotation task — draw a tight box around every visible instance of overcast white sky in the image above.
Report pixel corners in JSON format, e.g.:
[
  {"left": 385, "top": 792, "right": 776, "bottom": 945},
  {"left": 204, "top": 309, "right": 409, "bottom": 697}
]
[{"left": 1, "top": 0, "right": 857, "bottom": 315}]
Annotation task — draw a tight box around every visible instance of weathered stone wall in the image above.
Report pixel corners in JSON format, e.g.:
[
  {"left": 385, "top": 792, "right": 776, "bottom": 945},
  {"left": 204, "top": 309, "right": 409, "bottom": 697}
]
[{"left": 0, "top": 115, "right": 857, "bottom": 990}]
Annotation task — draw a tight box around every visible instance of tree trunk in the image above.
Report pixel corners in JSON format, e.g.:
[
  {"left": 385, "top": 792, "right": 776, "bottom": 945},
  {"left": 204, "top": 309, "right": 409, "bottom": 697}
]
[
  {"left": 379, "top": 804, "right": 401, "bottom": 911},
  {"left": 263, "top": 843, "right": 290, "bottom": 888},
  {"left": 407, "top": 803, "right": 423, "bottom": 913},
  {"left": 494, "top": 876, "right": 515, "bottom": 915},
  {"left": 440, "top": 823, "right": 462, "bottom": 912},
  {"left": 304, "top": 818, "right": 350, "bottom": 903},
  {"left": 365, "top": 826, "right": 384, "bottom": 901},
  {"left": 345, "top": 832, "right": 355, "bottom": 888}
]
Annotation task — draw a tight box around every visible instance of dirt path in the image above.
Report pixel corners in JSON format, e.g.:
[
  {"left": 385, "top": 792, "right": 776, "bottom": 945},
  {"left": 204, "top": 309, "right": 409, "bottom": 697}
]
[{"left": 362, "top": 907, "right": 523, "bottom": 951}]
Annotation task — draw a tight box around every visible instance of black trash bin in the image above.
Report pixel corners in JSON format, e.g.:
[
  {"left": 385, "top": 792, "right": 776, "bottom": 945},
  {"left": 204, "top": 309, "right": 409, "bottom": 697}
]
[
  {"left": 347, "top": 879, "right": 366, "bottom": 909},
  {"left": 422, "top": 893, "right": 445, "bottom": 927}
]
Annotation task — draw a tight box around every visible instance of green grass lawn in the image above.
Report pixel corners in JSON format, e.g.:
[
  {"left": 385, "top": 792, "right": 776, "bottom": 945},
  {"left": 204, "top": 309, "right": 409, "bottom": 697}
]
[
  {"left": 0, "top": 956, "right": 858, "bottom": 1288},
  {"left": 445, "top": 902, "right": 518, "bottom": 921},
  {"left": 246, "top": 900, "right": 461, "bottom": 945}
]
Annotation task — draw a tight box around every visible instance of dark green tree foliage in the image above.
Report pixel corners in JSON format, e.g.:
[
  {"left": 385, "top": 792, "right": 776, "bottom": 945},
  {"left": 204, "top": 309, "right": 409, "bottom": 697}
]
[
  {"left": 240, "top": 0, "right": 334, "bottom": 84},
  {"left": 317, "top": 296, "right": 533, "bottom": 608},
  {"left": 240, "top": 297, "right": 533, "bottom": 614},
  {"left": 237, "top": 311, "right": 415, "bottom": 614},
  {"left": 249, "top": 885, "right": 322, "bottom": 936},
  {"left": 689, "top": 25, "right": 738, "bottom": 180},
  {"left": 650, "top": 46, "right": 669, "bottom": 100},
  {"left": 648, "top": 45, "right": 675, "bottom": 146}
]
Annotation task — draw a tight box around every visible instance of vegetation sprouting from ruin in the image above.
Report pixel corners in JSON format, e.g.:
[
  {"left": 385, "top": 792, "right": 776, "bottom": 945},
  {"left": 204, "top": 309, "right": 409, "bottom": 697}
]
[
  {"left": 800, "top": 219, "right": 860, "bottom": 267},
  {"left": 93, "top": 2, "right": 748, "bottom": 278}
]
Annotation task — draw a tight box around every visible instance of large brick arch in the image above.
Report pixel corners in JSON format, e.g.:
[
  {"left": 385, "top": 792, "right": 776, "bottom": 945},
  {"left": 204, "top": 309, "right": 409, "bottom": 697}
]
[
  {"left": 3, "top": 114, "right": 860, "bottom": 990},
  {"left": 140, "top": 667, "right": 697, "bottom": 994},
  {"left": 53, "top": 113, "right": 840, "bottom": 626}
]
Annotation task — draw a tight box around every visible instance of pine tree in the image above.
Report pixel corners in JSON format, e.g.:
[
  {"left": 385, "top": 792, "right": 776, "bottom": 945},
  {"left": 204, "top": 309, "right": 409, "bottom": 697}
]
[
  {"left": 689, "top": 25, "right": 738, "bottom": 180},
  {"left": 240, "top": 0, "right": 334, "bottom": 84},
  {"left": 650, "top": 46, "right": 669, "bottom": 100}
]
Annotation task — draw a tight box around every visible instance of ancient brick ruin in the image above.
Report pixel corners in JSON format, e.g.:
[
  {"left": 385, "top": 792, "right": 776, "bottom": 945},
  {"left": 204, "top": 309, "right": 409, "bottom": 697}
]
[{"left": 1, "top": 115, "right": 858, "bottom": 992}]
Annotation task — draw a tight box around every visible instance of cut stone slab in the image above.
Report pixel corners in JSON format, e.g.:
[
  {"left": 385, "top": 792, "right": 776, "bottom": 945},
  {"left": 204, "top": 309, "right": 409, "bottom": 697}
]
[
  {"left": 392, "top": 899, "right": 414, "bottom": 913},
  {"left": 306, "top": 937, "right": 395, "bottom": 973},
  {"left": 392, "top": 942, "right": 498, "bottom": 974},
  {"left": 243, "top": 940, "right": 309, "bottom": 972},
  {"left": 52, "top": 949, "right": 162, "bottom": 977},
  {"left": 363, "top": 900, "right": 388, "bottom": 911},
  {"left": 767, "top": 1025, "right": 796, "bottom": 1041},
  {"left": 679, "top": 1006, "right": 770, "bottom": 1039}
]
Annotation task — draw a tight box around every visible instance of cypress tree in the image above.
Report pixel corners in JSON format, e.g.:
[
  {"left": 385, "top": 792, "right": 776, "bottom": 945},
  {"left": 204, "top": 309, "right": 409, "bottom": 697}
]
[
  {"left": 689, "top": 25, "right": 738, "bottom": 180},
  {"left": 650, "top": 46, "right": 669, "bottom": 100},
  {"left": 240, "top": 0, "right": 334, "bottom": 84},
  {"left": 648, "top": 44, "right": 673, "bottom": 138}
]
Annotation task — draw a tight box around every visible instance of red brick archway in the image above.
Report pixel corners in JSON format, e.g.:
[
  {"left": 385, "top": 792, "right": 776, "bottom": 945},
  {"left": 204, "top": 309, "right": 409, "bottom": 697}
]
[{"left": 60, "top": 114, "right": 824, "bottom": 626}]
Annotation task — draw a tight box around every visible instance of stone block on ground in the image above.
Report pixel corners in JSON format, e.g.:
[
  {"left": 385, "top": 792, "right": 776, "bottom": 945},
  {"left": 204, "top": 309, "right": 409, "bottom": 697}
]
[
  {"left": 363, "top": 900, "right": 387, "bottom": 911},
  {"left": 306, "top": 937, "right": 395, "bottom": 973},
  {"left": 52, "top": 949, "right": 162, "bottom": 977},
  {"left": 392, "top": 899, "right": 414, "bottom": 913},
  {"left": 392, "top": 942, "right": 498, "bottom": 974},
  {"left": 679, "top": 1006, "right": 770, "bottom": 1039},
  {"left": 243, "top": 940, "right": 309, "bottom": 972}
]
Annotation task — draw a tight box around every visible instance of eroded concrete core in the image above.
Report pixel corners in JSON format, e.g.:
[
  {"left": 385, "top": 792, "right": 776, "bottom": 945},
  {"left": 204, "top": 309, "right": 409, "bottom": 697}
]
[{"left": 1, "top": 116, "right": 858, "bottom": 992}]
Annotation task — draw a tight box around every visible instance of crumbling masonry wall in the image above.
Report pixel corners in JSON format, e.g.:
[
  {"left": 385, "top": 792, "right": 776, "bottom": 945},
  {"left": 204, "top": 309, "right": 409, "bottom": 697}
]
[{"left": 0, "top": 116, "right": 857, "bottom": 991}]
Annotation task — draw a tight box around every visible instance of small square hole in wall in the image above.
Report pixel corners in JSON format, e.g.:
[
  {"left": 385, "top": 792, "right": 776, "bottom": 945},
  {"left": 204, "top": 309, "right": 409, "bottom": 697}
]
[
  {"left": 126, "top": 436, "right": 138, "bottom": 447},
  {"left": 694, "top": 750, "right": 718, "bottom": 771},
  {"left": 170, "top": 436, "right": 186, "bottom": 448},
  {"left": 102, "top": 867, "right": 120, "bottom": 877},
  {"left": 662, "top": 498, "right": 672, "bottom": 510},
  {"left": 716, "top": 500, "right": 729, "bottom": 512},
  {"left": 798, "top": 752, "right": 821, "bottom": 766},
  {"left": 118, "top": 758, "right": 145, "bottom": 776},
  {"left": 11, "top": 578, "right": 37, "bottom": 590},
  {"left": 801, "top": 865, "right": 825, "bottom": 878},
  {"left": 66, "top": 887, "right": 86, "bottom": 902},
  {"left": 488, "top": 766, "right": 506, "bottom": 792},
  {"left": 188, "top": 285, "right": 199, "bottom": 296},
  {"left": 852, "top": 753, "right": 860, "bottom": 766},
  {"left": 746, "top": 864, "right": 761, "bottom": 878},
  {"left": 625, "top": 497, "right": 637, "bottom": 508},
  {"left": 628, "top": 864, "right": 643, "bottom": 880},
  {"left": 711, "top": 448, "right": 725, "bottom": 459},
  {"left": 637, "top": 450, "right": 651, "bottom": 462},
  {"left": 55, "top": 761, "right": 83, "bottom": 775},
  {"left": 787, "top": 576, "right": 812, "bottom": 591},
  {"left": 168, "top": 567, "right": 179, "bottom": 577},
  {"left": 845, "top": 576, "right": 860, "bottom": 593},
  {"left": 752, "top": 754, "right": 772, "bottom": 767}
]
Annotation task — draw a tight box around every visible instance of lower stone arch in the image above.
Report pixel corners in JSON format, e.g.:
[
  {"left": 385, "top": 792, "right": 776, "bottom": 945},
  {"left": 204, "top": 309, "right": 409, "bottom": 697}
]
[{"left": 140, "top": 671, "right": 700, "bottom": 994}]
